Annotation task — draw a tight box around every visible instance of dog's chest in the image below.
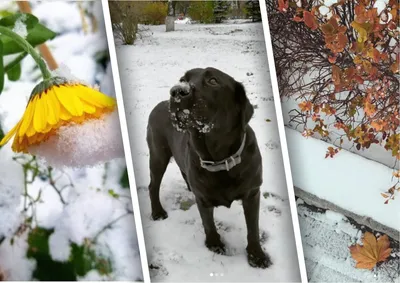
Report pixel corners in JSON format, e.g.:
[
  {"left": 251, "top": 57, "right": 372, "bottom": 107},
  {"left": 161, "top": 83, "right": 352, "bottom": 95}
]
[{"left": 189, "top": 172, "right": 249, "bottom": 208}]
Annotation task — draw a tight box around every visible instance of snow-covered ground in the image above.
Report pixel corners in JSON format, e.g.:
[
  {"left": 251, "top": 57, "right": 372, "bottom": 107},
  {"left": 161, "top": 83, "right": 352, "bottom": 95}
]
[
  {"left": 115, "top": 23, "right": 301, "bottom": 281},
  {"left": 296, "top": 200, "right": 399, "bottom": 283},
  {"left": 0, "top": 1, "right": 142, "bottom": 281}
]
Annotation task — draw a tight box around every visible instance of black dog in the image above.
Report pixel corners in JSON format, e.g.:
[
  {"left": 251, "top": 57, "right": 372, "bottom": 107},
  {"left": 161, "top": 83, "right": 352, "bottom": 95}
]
[{"left": 146, "top": 67, "right": 271, "bottom": 268}]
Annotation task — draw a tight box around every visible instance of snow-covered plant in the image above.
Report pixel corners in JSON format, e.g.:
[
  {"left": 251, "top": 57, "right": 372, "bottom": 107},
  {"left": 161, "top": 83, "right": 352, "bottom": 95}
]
[
  {"left": 266, "top": 0, "right": 399, "bottom": 202},
  {"left": 0, "top": 8, "right": 136, "bottom": 281}
]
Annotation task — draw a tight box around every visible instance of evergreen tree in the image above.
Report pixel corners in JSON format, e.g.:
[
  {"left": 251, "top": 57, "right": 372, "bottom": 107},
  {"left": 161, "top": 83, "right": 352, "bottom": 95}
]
[
  {"left": 213, "top": 1, "right": 230, "bottom": 23},
  {"left": 245, "top": 0, "right": 261, "bottom": 22}
]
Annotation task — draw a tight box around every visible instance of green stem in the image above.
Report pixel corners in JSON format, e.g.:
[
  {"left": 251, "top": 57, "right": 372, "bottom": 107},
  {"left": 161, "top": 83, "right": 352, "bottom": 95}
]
[{"left": 0, "top": 26, "right": 52, "bottom": 79}]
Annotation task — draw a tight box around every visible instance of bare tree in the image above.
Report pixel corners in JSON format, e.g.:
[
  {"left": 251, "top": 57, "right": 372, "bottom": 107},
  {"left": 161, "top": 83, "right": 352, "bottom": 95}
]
[{"left": 109, "top": 1, "right": 145, "bottom": 45}]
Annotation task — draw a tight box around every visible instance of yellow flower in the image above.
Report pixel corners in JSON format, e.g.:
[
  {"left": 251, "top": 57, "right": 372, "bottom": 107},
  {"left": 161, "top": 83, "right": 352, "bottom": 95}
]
[{"left": 0, "top": 77, "right": 116, "bottom": 153}]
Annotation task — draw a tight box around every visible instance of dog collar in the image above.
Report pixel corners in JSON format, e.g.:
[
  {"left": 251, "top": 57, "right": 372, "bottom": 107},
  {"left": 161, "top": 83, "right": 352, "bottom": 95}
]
[{"left": 200, "top": 133, "right": 246, "bottom": 172}]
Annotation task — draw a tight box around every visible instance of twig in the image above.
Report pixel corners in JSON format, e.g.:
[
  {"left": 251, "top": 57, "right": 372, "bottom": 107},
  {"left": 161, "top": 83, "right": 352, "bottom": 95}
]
[{"left": 92, "top": 211, "right": 132, "bottom": 242}]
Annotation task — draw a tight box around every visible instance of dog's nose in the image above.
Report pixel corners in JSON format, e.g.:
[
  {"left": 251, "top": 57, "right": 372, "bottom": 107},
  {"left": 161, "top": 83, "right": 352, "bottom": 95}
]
[{"left": 170, "top": 82, "right": 191, "bottom": 98}]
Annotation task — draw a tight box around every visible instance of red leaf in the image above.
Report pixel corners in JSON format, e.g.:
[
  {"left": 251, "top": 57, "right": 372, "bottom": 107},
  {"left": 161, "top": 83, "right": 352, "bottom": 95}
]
[
  {"left": 304, "top": 11, "right": 318, "bottom": 30},
  {"left": 278, "top": 0, "right": 289, "bottom": 12}
]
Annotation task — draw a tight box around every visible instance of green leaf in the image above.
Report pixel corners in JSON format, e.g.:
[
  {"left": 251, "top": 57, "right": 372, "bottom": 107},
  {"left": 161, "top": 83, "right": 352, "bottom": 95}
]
[
  {"left": 0, "top": 10, "right": 14, "bottom": 18},
  {"left": 108, "top": 189, "right": 120, "bottom": 199},
  {"left": 0, "top": 40, "right": 4, "bottom": 95},
  {"left": 119, "top": 167, "right": 130, "bottom": 189},
  {"left": 6, "top": 61, "right": 21, "bottom": 81},
  {"left": 0, "top": 13, "right": 39, "bottom": 30},
  {"left": 1, "top": 23, "right": 57, "bottom": 55},
  {"left": 27, "top": 226, "right": 112, "bottom": 280},
  {"left": 71, "top": 243, "right": 112, "bottom": 276},
  {"left": 27, "top": 227, "right": 77, "bottom": 281}
]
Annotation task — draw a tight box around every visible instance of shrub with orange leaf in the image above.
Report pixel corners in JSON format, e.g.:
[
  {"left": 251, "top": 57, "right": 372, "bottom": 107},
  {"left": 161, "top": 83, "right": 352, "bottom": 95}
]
[
  {"left": 266, "top": 0, "right": 399, "bottom": 200},
  {"left": 266, "top": 0, "right": 399, "bottom": 159}
]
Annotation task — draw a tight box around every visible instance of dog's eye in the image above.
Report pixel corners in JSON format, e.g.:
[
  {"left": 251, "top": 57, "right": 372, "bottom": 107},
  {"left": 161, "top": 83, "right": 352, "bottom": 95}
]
[
  {"left": 208, "top": 78, "right": 218, "bottom": 85},
  {"left": 179, "top": 78, "right": 186, "bottom": 83}
]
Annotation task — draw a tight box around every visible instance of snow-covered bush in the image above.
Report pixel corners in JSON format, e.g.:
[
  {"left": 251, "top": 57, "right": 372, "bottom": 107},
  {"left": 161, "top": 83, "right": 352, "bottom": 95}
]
[{"left": 0, "top": 2, "right": 142, "bottom": 280}]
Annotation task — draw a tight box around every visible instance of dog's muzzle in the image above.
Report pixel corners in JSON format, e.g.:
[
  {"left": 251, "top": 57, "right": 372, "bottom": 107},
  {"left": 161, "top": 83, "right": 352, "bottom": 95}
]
[{"left": 170, "top": 82, "right": 192, "bottom": 100}]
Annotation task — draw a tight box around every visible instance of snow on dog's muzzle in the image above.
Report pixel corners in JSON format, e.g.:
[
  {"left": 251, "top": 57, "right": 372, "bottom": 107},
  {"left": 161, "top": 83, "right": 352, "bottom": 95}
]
[{"left": 170, "top": 82, "right": 192, "bottom": 101}]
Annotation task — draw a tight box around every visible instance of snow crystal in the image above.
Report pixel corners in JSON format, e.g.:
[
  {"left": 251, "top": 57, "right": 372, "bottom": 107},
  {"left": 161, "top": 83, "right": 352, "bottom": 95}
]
[
  {"left": 173, "top": 81, "right": 191, "bottom": 93},
  {"left": 0, "top": 145, "right": 24, "bottom": 239},
  {"left": 51, "top": 63, "right": 87, "bottom": 86},
  {"left": 48, "top": 230, "right": 71, "bottom": 262},
  {"left": 99, "top": 62, "right": 116, "bottom": 98},
  {"left": 319, "top": 6, "right": 330, "bottom": 16},
  {"left": 325, "top": 210, "right": 346, "bottom": 223},
  {"left": 324, "top": 0, "right": 338, "bottom": 7},
  {"left": 174, "top": 17, "right": 192, "bottom": 25},
  {"left": 374, "top": 0, "right": 389, "bottom": 14},
  {"left": 12, "top": 18, "right": 28, "bottom": 38},
  {"left": 29, "top": 110, "right": 125, "bottom": 168},
  {"left": 50, "top": 188, "right": 121, "bottom": 245},
  {"left": 32, "top": 2, "right": 81, "bottom": 33},
  {"left": 0, "top": 232, "right": 36, "bottom": 281},
  {"left": 78, "top": 270, "right": 108, "bottom": 281}
]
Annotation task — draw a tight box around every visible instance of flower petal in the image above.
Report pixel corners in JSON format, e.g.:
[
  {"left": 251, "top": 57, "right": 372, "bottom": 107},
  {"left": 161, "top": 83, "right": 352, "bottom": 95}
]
[
  {"left": 54, "top": 86, "right": 84, "bottom": 116},
  {"left": 19, "top": 96, "right": 36, "bottom": 137},
  {"left": 76, "top": 85, "right": 115, "bottom": 109},
  {"left": 0, "top": 121, "right": 20, "bottom": 146},
  {"left": 46, "top": 90, "right": 60, "bottom": 125},
  {"left": 59, "top": 102, "right": 72, "bottom": 121},
  {"left": 33, "top": 95, "right": 47, "bottom": 132},
  {"left": 81, "top": 100, "right": 96, "bottom": 114}
]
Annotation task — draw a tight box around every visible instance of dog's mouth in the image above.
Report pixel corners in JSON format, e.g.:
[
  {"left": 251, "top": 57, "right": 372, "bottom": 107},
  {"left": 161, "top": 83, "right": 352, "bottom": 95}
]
[{"left": 168, "top": 83, "right": 214, "bottom": 133}]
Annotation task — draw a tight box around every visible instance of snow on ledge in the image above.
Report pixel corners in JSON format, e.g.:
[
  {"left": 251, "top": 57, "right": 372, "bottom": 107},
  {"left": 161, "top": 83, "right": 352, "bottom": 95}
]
[{"left": 285, "top": 128, "right": 400, "bottom": 232}]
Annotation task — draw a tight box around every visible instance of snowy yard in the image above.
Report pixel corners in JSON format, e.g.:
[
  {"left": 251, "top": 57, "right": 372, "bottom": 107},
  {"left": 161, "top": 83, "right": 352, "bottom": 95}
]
[
  {"left": 0, "top": 1, "right": 142, "bottom": 281},
  {"left": 116, "top": 22, "right": 300, "bottom": 282}
]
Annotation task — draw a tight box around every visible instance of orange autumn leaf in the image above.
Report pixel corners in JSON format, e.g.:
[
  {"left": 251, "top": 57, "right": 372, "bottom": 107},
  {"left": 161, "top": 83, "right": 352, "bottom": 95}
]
[
  {"left": 299, "top": 101, "right": 313, "bottom": 112},
  {"left": 364, "top": 99, "right": 376, "bottom": 117},
  {"left": 393, "top": 170, "right": 400, "bottom": 178},
  {"left": 332, "top": 65, "right": 342, "bottom": 85},
  {"left": 349, "top": 232, "right": 392, "bottom": 270},
  {"left": 370, "top": 120, "right": 387, "bottom": 131},
  {"left": 390, "top": 60, "right": 399, "bottom": 74}
]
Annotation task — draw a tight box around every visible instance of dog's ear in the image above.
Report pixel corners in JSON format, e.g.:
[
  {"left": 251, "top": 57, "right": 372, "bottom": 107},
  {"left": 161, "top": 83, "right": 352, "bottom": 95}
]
[{"left": 235, "top": 82, "right": 254, "bottom": 129}]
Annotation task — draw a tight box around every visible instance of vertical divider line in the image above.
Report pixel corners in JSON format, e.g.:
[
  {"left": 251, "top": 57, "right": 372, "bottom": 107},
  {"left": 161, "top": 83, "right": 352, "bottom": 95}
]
[
  {"left": 258, "top": 1, "right": 308, "bottom": 282},
  {"left": 100, "top": 1, "right": 151, "bottom": 282}
]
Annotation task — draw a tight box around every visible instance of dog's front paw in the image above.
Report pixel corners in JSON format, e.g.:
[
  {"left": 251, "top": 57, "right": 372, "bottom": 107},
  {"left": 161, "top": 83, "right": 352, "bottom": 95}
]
[
  {"left": 247, "top": 247, "right": 272, "bottom": 269},
  {"left": 151, "top": 209, "right": 168, "bottom": 221},
  {"left": 205, "top": 237, "right": 226, "bottom": 255}
]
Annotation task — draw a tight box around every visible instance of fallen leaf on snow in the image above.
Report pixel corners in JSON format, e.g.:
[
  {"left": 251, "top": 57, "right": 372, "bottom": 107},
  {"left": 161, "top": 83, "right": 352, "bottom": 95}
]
[{"left": 349, "top": 232, "right": 392, "bottom": 270}]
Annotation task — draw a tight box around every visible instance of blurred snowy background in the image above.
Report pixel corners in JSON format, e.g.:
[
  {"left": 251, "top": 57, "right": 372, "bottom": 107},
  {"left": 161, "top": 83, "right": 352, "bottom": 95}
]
[{"left": 0, "top": 1, "right": 143, "bottom": 281}]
